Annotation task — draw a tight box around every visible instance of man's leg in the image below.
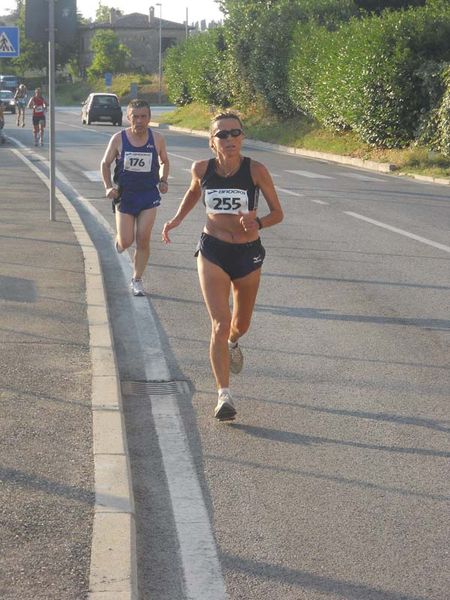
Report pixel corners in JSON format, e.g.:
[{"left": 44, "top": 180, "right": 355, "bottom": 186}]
[
  {"left": 133, "top": 207, "right": 157, "bottom": 279},
  {"left": 115, "top": 210, "right": 135, "bottom": 252}
]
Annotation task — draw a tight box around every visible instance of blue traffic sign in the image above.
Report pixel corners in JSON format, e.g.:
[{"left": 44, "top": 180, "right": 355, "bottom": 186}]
[{"left": 0, "top": 27, "right": 20, "bottom": 58}]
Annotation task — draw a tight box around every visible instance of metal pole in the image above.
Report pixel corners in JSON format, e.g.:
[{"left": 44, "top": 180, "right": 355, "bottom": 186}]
[
  {"left": 185, "top": 7, "right": 188, "bottom": 39},
  {"left": 48, "top": 0, "right": 56, "bottom": 221},
  {"left": 157, "top": 3, "right": 162, "bottom": 104}
]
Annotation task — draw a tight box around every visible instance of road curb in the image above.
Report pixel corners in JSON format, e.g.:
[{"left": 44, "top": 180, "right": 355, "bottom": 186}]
[
  {"left": 54, "top": 181, "right": 138, "bottom": 600},
  {"left": 150, "top": 121, "right": 450, "bottom": 185},
  {"left": 10, "top": 146, "right": 138, "bottom": 600}
]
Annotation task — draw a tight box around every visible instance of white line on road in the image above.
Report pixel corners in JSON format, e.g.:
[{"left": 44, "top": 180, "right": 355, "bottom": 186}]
[
  {"left": 339, "top": 173, "right": 384, "bottom": 182},
  {"left": 345, "top": 211, "right": 450, "bottom": 254},
  {"left": 84, "top": 170, "right": 102, "bottom": 181},
  {"left": 169, "top": 151, "right": 194, "bottom": 161},
  {"left": 276, "top": 186, "right": 304, "bottom": 197},
  {"left": 54, "top": 175, "right": 228, "bottom": 599},
  {"left": 285, "top": 169, "right": 332, "bottom": 179}
]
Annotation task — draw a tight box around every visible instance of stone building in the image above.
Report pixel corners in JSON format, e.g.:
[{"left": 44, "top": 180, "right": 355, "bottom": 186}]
[{"left": 79, "top": 7, "right": 189, "bottom": 74}]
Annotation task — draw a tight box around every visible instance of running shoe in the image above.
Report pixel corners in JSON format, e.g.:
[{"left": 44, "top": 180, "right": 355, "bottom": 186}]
[
  {"left": 130, "top": 278, "right": 146, "bottom": 297},
  {"left": 214, "top": 392, "right": 236, "bottom": 421},
  {"left": 229, "top": 342, "right": 243, "bottom": 374}
]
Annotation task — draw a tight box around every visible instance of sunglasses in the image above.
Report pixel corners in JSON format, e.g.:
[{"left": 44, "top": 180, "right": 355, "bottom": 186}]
[{"left": 213, "top": 128, "right": 243, "bottom": 139}]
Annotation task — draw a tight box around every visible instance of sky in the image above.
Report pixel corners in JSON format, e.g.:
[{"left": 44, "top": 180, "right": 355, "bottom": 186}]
[{"left": 1, "top": 1, "right": 225, "bottom": 26}]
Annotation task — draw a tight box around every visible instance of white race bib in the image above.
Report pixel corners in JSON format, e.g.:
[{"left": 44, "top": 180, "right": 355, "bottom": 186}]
[
  {"left": 205, "top": 189, "right": 249, "bottom": 214},
  {"left": 124, "top": 151, "right": 152, "bottom": 172}
]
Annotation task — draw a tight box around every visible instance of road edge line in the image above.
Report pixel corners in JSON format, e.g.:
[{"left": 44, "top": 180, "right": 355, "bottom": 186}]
[{"left": 10, "top": 147, "right": 138, "bottom": 600}]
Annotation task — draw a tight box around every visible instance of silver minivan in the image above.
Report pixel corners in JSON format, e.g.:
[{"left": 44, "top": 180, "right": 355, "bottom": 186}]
[{"left": 0, "top": 75, "right": 19, "bottom": 92}]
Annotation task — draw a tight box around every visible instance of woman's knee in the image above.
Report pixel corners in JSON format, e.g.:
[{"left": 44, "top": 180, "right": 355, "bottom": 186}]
[
  {"left": 231, "top": 316, "right": 251, "bottom": 338},
  {"left": 211, "top": 318, "right": 231, "bottom": 342}
]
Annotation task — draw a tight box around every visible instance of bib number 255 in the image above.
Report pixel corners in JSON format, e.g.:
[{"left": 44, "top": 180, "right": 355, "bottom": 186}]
[{"left": 212, "top": 197, "right": 242, "bottom": 211}]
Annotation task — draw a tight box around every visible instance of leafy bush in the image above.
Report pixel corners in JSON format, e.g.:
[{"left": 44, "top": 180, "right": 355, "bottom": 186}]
[
  {"left": 164, "top": 28, "right": 231, "bottom": 107},
  {"left": 164, "top": 44, "right": 192, "bottom": 106},
  {"left": 222, "top": 0, "right": 357, "bottom": 115},
  {"left": 288, "top": 0, "right": 450, "bottom": 147}
]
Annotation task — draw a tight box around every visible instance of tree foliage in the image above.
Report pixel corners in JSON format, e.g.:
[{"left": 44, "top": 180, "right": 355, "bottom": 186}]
[
  {"left": 166, "top": 0, "right": 450, "bottom": 150},
  {"left": 287, "top": 0, "right": 450, "bottom": 147},
  {"left": 95, "top": 3, "right": 122, "bottom": 23},
  {"left": 87, "top": 30, "right": 131, "bottom": 78}
]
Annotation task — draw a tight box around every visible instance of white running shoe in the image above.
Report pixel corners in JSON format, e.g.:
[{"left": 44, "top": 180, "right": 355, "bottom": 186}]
[
  {"left": 214, "top": 392, "right": 236, "bottom": 421},
  {"left": 130, "top": 278, "right": 146, "bottom": 297},
  {"left": 229, "top": 343, "right": 243, "bottom": 374}
]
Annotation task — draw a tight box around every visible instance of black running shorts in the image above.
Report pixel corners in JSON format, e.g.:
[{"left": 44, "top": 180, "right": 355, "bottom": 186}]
[{"left": 195, "top": 232, "right": 265, "bottom": 280}]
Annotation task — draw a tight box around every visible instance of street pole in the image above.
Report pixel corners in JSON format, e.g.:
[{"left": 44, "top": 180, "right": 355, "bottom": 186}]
[
  {"left": 185, "top": 7, "right": 188, "bottom": 39},
  {"left": 48, "top": 0, "right": 56, "bottom": 221},
  {"left": 156, "top": 3, "right": 162, "bottom": 104}
]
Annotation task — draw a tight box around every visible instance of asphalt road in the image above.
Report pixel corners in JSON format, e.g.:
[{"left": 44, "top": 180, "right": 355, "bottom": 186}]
[{"left": 6, "top": 107, "right": 450, "bottom": 600}]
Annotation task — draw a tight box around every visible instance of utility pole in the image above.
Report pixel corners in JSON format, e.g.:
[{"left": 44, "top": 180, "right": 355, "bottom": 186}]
[
  {"left": 48, "top": 0, "right": 56, "bottom": 221},
  {"left": 156, "top": 3, "right": 162, "bottom": 104}
]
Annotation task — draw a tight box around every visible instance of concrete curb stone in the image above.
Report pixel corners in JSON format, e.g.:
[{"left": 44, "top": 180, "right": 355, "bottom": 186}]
[
  {"left": 150, "top": 121, "right": 449, "bottom": 185},
  {"left": 10, "top": 147, "right": 138, "bottom": 600}
]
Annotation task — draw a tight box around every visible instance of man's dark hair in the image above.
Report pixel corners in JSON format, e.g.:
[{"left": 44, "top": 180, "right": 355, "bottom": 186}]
[{"left": 127, "top": 99, "right": 151, "bottom": 113}]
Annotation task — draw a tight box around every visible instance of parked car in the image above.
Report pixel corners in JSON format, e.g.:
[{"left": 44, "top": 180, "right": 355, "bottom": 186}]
[
  {"left": 81, "top": 93, "right": 122, "bottom": 126},
  {"left": 0, "top": 75, "right": 19, "bottom": 92},
  {"left": 0, "top": 90, "right": 16, "bottom": 113}
]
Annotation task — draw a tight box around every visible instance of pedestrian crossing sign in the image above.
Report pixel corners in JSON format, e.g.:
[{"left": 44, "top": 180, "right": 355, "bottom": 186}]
[{"left": 0, "top": 27, "right": 20, "bottom": 58}]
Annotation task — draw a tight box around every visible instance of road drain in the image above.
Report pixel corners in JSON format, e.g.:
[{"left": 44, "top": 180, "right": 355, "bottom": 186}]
[{"left": 121, "top": 380, "right": 190, "bottom": 397}]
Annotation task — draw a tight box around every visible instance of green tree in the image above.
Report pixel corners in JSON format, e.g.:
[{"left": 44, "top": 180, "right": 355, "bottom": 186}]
[
  {"left": 87, "top": 30, "right": 130, "bottom": 78},
  {"left": 354, "top": 0, "right": 426, "bottom": 12},
  {"left": 95, "top": 2, "right": 122, "bottom": 23}
]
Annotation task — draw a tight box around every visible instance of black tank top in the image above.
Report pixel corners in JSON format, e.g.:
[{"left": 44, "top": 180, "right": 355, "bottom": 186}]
[{"left": 201, "top": 157, "right": 259, "bottom": 214}]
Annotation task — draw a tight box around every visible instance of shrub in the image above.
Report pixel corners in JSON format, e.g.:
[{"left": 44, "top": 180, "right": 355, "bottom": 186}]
[{"left": 288, "top": 0, "right": 450, "bottom": 147}]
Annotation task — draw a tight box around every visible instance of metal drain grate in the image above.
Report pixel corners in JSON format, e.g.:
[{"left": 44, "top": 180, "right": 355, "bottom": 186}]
[{"left": 121, "top": 380, "right": 190, "bottom": 397}]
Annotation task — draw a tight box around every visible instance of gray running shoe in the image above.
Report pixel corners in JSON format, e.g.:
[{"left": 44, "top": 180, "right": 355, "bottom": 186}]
[
  {"left": 229, "top": 343, "right": 243, "bottom": 374},
  {"left": 214, "top": 392, "right": 236, "bottom": 421},
  {"left": 130, "top": 278, "right": 146, "bottom": 297}
]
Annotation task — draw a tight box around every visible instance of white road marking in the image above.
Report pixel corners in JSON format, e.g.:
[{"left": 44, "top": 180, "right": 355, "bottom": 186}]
[
  {"left": 10, "top": 139, "right": 229, "bottom": 598},
  {"left": 276, "top": 186, "right": 304, "bottom": 197},
  {"left": 169, "top": 151, "right": 193, "bottom": 161},
  {"left": 340, "top": 173, "right": 384, "bottom": 182},
  {"left": 286, "top": 169, "right": 332, "bottom": 179},
  {"left": 311, "top": 199, "right": 330, "bottom": 205},
  {"left": 81, "top": 203, "right": 228, "bottom": 600},
  {"left": 345, "top": 211, "right": 450, "bottom": 254},
  {"left": 85, "top": 170, "right": 102, "bottom": 181}
]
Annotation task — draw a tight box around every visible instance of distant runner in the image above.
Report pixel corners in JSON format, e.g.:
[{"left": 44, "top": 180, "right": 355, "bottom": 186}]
[
  {"left": 14, "top": 84, "right": 28, "bottom": 128},
  {"left": 27, "top": 88, "right": 47, "bottom": 146}
]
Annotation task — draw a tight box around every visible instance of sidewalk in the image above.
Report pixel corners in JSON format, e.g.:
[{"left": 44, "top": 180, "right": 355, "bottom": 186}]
[{"left": 0, "top": 145, "right": 135, "bottom": 599}]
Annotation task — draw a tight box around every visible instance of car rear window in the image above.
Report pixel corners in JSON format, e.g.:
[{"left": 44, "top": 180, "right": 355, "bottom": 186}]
[{"left": 93, "top": 96, "right": 119, "bottom": 107}]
